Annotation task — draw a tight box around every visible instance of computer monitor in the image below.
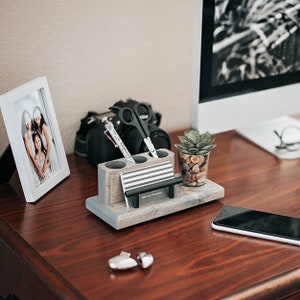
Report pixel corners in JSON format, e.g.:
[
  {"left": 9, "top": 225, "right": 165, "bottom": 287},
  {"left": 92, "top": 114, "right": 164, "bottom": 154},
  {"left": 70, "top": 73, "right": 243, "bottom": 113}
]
[{"left": 190, "top": 0, "right": 300, "bottom": 159}]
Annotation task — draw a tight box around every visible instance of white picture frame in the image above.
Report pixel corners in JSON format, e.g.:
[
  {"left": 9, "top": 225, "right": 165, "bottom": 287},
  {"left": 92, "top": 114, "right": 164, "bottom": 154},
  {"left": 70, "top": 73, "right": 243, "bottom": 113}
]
[{"left": 0, "top": 77, "right": 70, "bottom": 203}]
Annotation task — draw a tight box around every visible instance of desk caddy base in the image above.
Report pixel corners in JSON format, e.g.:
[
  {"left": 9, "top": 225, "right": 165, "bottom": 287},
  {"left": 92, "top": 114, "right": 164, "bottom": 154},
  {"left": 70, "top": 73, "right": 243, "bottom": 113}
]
[
  {"left": 86, "top": 180, "right": 224, "bottom": 230},
  {"left": 85, "top": 149, "right": 224, "bottom": 229}
]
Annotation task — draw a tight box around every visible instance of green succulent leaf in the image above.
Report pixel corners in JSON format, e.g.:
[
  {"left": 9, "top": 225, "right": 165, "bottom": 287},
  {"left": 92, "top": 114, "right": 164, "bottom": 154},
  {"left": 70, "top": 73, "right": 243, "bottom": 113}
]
[
  {"left": 188, "top": 148, "right": 199, "bottom": 154},
  {"left": 174, "top": 144, "right": 186, "bottom": 150},
  {"left": 196, "top": 150, "right": 207, "bottom": 155},
  {"left": 183, "top": 140, "right": 195, "bottom": 147},
  {"left": 181, "top": 149, "right": 191, "bottom": 154},
  {"left": 178, "top": 136, "right": 186, "bottom": 144},
  {"left": 176, "top": 128, "right": 216, "bottom": 155},
  {"left": 185, "top": 130, "right": 201, "bottom": 144},
  {"left": 202, "top": 144, "right": 216, "bottom": 150}
]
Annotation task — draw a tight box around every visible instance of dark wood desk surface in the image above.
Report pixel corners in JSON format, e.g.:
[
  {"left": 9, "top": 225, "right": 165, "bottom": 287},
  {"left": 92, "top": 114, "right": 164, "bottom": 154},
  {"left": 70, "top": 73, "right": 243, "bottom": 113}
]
[{"left": 2, "top": 130, "right": 300, "bottom": 299}]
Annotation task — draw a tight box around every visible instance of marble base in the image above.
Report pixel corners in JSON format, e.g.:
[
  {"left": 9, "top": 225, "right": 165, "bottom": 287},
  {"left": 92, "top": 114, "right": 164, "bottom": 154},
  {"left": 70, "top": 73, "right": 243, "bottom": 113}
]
[{"left": 86, "top": 179, "right": 225, "bottom": 230}]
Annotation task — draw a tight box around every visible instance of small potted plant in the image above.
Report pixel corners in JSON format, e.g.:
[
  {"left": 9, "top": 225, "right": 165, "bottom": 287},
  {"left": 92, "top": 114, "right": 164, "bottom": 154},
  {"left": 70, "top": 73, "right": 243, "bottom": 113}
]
[{"left": 175, "top": 129, "right": 216, "bottom": 187}]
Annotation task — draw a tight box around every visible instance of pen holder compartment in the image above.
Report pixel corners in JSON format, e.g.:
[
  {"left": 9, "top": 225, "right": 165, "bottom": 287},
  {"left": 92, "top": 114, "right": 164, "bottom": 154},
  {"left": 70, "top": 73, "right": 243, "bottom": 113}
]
[{"left": 98, "top": 149, "right": 175, "bottom": 204}]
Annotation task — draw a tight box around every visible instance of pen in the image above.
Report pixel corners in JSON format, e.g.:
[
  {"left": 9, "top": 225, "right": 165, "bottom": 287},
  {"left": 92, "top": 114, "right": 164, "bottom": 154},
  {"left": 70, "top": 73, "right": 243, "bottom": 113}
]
[{"left": 102, "top": 118, "right": 136, "bottom": 165}]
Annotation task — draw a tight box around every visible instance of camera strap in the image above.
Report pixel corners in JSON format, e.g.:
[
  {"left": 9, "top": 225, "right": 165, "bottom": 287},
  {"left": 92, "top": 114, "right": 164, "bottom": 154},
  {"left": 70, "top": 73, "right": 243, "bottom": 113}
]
[{"left": 74, "top": 111, "right": 101, "bottom": 157}]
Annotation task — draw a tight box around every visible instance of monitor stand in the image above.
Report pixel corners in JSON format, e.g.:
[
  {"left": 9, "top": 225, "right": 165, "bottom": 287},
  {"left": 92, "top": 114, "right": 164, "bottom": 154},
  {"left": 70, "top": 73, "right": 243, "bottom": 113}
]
[{"left": 236, "top": 116, "right": 300, "bottom": 160}]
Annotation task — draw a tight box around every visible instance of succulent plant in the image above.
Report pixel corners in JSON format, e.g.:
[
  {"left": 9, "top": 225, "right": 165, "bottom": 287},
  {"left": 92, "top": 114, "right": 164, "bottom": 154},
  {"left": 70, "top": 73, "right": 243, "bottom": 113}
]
[{"left": 175, "top": 129, "right": 216, "bottom": 156}]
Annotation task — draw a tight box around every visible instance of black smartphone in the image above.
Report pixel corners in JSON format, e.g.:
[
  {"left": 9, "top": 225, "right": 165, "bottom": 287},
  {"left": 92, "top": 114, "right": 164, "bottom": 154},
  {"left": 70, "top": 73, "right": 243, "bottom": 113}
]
[{"left": 212, "top": 205, "right": 300, "bottom": 246}]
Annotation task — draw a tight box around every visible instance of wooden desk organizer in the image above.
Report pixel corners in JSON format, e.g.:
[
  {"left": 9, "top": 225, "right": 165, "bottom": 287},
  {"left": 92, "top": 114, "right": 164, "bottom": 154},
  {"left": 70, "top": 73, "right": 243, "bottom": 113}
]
[
  {"left": 98, "top": 149, "right": 176, "bottom": 205},
  {"left": 86, "top": 148, "right": 225, "bottom": 229}
]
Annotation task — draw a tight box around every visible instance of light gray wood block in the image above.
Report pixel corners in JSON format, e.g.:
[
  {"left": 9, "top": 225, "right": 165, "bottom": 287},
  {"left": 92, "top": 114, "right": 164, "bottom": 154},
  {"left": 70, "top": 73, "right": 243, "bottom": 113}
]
[
  {"left": 98, "top": 149, "right": 175, "bottom": 204},
  {"left": 86, "top": 179, "right": 225, "bottom": 230}
]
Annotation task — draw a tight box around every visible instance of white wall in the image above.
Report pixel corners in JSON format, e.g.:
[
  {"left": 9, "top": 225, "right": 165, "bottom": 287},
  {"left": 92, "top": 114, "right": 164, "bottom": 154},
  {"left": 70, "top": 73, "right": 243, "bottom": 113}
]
[{"left": 0, "top": 0, "right": 194, "bottom": 154}]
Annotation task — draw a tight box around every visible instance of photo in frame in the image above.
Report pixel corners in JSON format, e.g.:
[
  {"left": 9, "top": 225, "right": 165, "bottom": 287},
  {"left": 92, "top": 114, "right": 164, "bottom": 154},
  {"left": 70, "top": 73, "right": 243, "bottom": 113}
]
[{"left": 0, "top": 76, "right": 70, "bottom": 202}]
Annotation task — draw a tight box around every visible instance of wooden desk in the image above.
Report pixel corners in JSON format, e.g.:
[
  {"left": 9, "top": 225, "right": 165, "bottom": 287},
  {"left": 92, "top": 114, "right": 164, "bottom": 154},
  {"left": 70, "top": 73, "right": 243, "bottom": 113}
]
[{"left": 1, "top": 130, "right": 300, "bottom": 299}]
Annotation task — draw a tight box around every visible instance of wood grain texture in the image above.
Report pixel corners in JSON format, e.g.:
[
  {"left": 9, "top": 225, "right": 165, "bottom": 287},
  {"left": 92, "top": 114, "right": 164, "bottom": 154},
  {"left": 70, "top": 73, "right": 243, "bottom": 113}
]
[
  {"left": 1, "top": 130, "right": 300, "bottom": 299},
  {"left": 0, "top": 218, "right": 85, "bottom": 299}
]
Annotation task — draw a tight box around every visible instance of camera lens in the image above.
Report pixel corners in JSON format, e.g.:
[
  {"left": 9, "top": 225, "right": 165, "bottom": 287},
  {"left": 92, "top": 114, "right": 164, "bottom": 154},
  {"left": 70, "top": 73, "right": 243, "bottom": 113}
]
[
  {"left": 126, "top": 125, "right": 170, "bottom": 154},
  {"left": 150, "top": 128, "right": 171, "bottom": 150}
]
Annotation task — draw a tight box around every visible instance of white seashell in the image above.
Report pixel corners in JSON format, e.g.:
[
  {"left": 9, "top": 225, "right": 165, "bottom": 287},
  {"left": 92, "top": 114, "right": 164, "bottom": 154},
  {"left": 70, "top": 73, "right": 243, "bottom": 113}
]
[
  {"left": 108, "top": 251, "right": 138, "bottom": 270},
  {"left": 136, "top": 252, "right": 154, "bottom": 269}
]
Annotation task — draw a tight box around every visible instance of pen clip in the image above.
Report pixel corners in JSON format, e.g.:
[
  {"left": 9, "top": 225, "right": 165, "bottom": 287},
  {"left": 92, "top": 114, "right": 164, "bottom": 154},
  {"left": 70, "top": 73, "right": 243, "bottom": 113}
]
[{"left": 102, "top": 117, "right": 135, "bottom": 164}]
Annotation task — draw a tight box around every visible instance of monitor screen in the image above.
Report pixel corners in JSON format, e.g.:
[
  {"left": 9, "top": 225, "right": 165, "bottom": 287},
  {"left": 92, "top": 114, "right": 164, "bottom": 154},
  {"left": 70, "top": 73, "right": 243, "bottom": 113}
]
[
  {"left": 200, "top": 0, "right": 300, "bottom": 103},
  {"left": 191, "top": 0, "right": 300, "bottom": 159}
]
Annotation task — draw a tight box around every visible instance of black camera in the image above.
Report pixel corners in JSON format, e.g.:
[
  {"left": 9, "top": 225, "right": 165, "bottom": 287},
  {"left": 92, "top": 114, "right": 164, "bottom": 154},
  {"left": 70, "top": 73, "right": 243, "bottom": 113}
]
[{"left": 75, "top": 99, "right": 171, "bottom": 166}]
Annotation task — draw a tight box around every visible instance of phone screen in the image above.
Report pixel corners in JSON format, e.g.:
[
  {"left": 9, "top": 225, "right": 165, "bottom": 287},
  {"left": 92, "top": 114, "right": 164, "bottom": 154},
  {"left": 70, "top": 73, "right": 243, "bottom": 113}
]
[{"left": 212, "top": 205, "right": 300, "bottom": 245}]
